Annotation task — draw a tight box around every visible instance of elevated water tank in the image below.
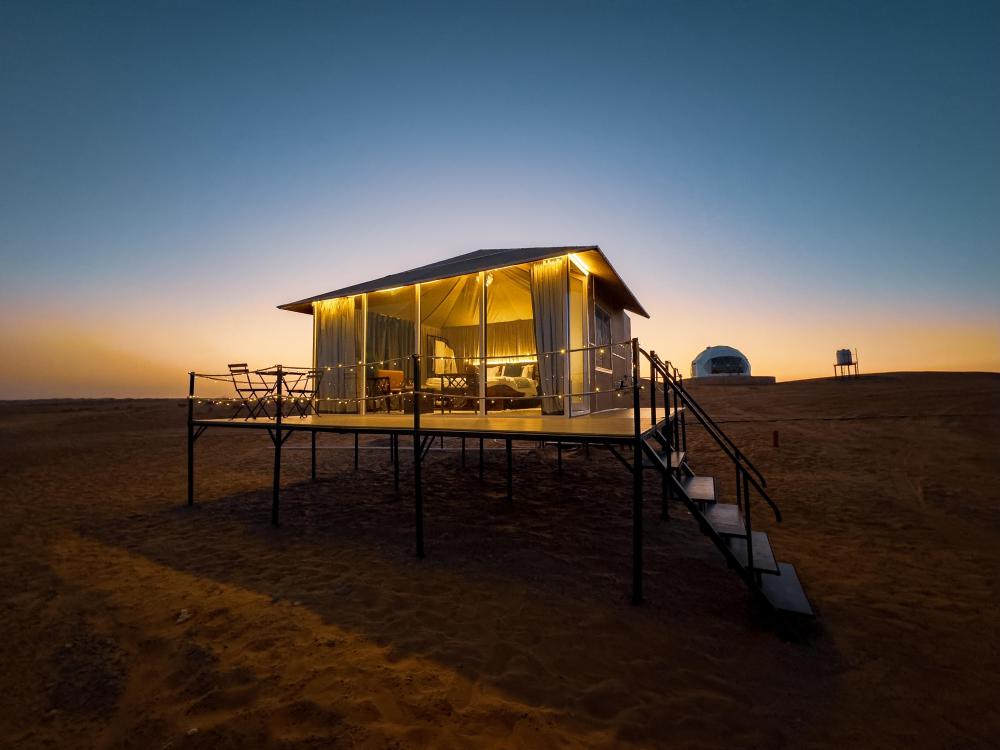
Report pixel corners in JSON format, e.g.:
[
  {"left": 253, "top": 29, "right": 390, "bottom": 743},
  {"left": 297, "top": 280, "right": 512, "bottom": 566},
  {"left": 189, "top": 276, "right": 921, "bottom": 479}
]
[{"left": 836, "top": 349, "right": 854, "bottom": 366}]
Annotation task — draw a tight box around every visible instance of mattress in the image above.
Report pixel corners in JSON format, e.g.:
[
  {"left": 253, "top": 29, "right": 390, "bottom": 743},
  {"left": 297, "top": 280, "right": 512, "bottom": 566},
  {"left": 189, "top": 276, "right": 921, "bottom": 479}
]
[
  {"left": 487, "top": 376, "right": 538, "bottom": 397},
  {"left": 423, "top": 376, "right": 538, "bottom": 397}
]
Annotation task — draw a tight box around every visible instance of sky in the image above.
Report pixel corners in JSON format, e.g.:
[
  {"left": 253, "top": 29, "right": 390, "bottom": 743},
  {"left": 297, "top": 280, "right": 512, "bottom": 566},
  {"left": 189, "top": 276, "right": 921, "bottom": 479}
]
[{"left": 1, "top": 0, "right": 998, "bottom": 398}]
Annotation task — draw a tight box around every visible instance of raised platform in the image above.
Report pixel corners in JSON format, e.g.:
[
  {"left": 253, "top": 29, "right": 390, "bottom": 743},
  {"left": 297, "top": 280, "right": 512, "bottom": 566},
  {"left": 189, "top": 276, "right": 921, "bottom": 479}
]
[{"left": 194, "top": 407, "right": 675, "bottom": 442}]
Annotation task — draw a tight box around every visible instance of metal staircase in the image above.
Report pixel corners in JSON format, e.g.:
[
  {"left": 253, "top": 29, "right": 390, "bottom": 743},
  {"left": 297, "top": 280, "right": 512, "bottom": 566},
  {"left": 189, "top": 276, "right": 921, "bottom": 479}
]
[{"left": 639, "top": 350, "right": 813, "bottom": 618}]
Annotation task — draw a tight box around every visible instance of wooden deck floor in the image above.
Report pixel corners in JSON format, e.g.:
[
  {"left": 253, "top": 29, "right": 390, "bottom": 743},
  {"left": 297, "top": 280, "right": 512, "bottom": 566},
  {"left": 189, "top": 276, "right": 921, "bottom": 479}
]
[{"left": 196, "top": 408, "right": 673, "bottom": 440}]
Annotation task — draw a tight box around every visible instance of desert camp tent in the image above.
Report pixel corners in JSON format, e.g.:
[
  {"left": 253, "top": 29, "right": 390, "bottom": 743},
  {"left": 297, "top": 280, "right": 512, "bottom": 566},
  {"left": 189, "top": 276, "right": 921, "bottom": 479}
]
[
  {"left": 279, "top": 246, "right": 647, "bottom": 416},
  {"left": 691, "top": 345, "right": 751, "bottom": 378}
]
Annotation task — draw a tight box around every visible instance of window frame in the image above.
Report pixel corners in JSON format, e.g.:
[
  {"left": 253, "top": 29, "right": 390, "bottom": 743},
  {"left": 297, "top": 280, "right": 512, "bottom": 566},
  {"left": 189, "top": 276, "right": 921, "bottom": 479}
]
[{"left": 594, "top": 304, "right": 613, "bottom": 373}]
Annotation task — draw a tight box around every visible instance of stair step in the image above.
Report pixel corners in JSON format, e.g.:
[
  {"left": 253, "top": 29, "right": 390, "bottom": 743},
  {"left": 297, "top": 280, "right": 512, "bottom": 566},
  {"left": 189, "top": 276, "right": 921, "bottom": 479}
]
[
  {"left": 641, "top": 425, "right": 668, "bottom": 442},
  {"left": 701, "top": 502, "right": 745, "bottom": 537},
  {"left": 679, "top": 475, "right": 716, "bottom": 503},
  {"left": 650, "top": 426, "right": 672, "bottom": 449},
  {"left": 728, "top": 532, "right": 780, "bottom": 574},
  {"left": 641, "top": 453, "right": 685, "bottom": 470},
  {"left": 641, "top": 439, "right": 685, "bottom": 471},
  {"left": 641, "top": 408, "right": 683, "bottom": 437},
  {"left": 760, "top": 562, "right": 814, "bottom": 616}
]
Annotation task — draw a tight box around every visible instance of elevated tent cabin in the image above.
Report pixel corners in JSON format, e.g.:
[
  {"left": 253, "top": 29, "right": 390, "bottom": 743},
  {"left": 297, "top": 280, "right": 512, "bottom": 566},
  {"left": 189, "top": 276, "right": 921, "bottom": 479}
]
[
  {"left": 278, "top": 246, "right": 648, "bottom": 417},
  {"left": 187, "top": 244, "right": 813, "bottom": 617}
]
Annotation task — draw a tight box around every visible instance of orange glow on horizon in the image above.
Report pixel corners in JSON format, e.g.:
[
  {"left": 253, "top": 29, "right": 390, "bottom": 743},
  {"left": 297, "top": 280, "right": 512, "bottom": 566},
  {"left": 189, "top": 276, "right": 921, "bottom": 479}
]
[{"left": 0, "top": 279, "right": 997, "bottom": 398}]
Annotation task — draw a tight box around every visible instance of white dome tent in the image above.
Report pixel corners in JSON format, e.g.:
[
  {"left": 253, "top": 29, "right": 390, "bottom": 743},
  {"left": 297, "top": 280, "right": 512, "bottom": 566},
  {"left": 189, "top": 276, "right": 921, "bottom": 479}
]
[{"left": 691, "top": 345, "right": 751, "bottom": 378}]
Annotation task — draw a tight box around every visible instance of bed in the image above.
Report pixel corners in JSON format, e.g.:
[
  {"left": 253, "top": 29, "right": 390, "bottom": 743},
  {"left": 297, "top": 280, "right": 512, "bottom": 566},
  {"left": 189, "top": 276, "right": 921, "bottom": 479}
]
[
  {"left": 484, "top": 364, "right": 539, "bottom": 399},
  {"left": 423, "top": 362, "right": 539, "bottom": 410}
]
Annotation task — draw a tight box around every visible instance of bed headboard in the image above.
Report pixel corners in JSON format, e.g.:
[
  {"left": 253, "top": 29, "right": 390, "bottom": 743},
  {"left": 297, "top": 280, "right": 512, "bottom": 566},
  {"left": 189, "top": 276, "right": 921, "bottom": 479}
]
[{"left": 426, "top": 335, "right": 458, "bottom": 375}]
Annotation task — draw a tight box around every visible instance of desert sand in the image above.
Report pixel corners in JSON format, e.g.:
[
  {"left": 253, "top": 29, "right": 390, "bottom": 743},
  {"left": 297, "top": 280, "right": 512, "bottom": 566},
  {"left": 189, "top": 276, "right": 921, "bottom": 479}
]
[{"left": 1, "top": 372, "right": 998, "bottom": 749}]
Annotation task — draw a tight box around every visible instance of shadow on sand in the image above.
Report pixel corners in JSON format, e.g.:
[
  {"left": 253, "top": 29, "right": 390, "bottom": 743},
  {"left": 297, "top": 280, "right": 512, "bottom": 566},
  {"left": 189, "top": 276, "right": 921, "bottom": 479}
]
[{"left": 78, "top": 440, "right": 839, "bottom": 744}]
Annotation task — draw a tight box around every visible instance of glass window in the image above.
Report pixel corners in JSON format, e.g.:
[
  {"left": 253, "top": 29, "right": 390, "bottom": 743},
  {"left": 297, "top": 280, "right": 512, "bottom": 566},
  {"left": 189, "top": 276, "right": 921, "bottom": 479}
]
[
  {"left": 419, "top": 273, "right": 481, "bottom": 412},
  {"left": 709, "top": 356, "right": 746, "bottom": 374},
  {"left": 569, "top": 270, "right": 589, "bottom": 415},
  {"left": 595, "top": 305, "right": 612, "bottom": 370},
  {"left": 485, "top": 264, "right": 539, "bottom": 414},
  {"left": 366, "top": 286, "right": 416, "bottom": 411}
]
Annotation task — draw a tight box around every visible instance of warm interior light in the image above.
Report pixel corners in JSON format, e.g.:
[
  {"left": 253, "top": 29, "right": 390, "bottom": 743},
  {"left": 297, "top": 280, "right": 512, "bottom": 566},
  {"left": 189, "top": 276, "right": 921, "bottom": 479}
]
[
  {"left": 485, "top": 357, "right": 537, "bottom": 365},
  {"left": 568, "top": 253, "right": 590, "bottom": 276}
]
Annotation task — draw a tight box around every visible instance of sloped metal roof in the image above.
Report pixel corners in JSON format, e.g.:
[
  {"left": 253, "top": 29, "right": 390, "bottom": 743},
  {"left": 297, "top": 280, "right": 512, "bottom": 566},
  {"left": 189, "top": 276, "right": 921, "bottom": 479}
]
[{"left": 278, "top": 245, "right": 648, "bottom": 317}]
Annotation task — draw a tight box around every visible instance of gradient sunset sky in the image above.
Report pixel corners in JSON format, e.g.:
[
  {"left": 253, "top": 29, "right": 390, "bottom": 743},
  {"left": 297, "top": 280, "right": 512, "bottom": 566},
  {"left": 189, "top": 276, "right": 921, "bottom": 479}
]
[{"left": 2, "top": 1, "right": 998, "bottom": 398}]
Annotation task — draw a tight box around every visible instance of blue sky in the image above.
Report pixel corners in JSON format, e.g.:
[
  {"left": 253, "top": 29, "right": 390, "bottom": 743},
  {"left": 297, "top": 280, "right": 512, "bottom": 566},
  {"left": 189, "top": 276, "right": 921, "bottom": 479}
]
[{"left": 1, "top": 1, "right": 998, "bottom": 396}]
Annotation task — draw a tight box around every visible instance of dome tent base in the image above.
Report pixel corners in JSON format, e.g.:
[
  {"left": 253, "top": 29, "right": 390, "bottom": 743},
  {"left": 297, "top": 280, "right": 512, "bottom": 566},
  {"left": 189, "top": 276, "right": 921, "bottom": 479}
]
[{"left": 687, "top": 374, "right": 776, "bottom": 385}]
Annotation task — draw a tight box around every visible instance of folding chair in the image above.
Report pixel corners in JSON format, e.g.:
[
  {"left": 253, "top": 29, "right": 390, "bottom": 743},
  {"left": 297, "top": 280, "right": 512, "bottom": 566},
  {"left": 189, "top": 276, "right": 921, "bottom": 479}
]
[
  {"left": 282, "top": 367, "right": 323, "bottom": 418},
  {"left": 366, "top": 373, "right": 392, "bottom": 413},
  {"left": 373, "top": 368, "right": 405, "bottom": 412},
  {"left": 228, "top": 363, "right": 273, "bottom": 420}
]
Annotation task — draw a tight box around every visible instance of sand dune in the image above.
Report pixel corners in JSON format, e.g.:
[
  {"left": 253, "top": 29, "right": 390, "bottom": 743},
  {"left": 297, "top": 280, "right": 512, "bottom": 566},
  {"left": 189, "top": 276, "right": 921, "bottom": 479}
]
[{"left": 1, "top": 372, "right": 998, "bottom": 748}]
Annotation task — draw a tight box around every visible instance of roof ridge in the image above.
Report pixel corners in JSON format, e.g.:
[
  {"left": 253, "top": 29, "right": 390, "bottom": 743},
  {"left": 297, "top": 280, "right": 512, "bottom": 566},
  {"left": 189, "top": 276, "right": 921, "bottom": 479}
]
[{"left": 277, "top": 244, "right": 647, "bottom": 317}]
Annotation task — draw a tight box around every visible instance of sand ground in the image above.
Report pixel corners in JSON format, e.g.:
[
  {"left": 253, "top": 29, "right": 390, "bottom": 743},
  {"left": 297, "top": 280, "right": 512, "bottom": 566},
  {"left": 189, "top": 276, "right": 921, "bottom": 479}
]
[{"left": 0, "top": 372, "right": 997, "bottom": 749}]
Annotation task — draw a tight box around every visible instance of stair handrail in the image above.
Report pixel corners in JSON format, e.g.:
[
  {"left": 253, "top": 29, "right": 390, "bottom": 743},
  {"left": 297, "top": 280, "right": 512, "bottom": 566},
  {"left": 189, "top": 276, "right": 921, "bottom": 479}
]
[
  {"left": 646, "top": 349, "right": 767, "bottom": 489},
  {"left": 665, "top": 357, "right": 748, "bottom": 472},
  {"left": 640, "top": 348, "right": 782, "bottom": 523},
  {"left": 649, "top": 349, "right": 767, "bottom": 488}
]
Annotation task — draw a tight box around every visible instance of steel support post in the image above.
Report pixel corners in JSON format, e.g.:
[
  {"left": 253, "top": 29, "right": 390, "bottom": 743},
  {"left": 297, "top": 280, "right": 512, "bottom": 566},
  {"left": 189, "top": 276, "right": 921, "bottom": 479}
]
[
  {"left": 187, "top": 372, "right": 195, "bottom": 506},
  {"left": 393, "top": 433, "right": 399, "bottom": 493},
  {"left": 272, "top": 365, "right": 283, "bottom": 527},
  {"left": 631, "top": 339, "right": 643, "bottom": 605},
  {"left": 413, "top": 355, "right": 424, "bottom": 558},
  {"left": 506, "top": 438, "right": 513, "bottom": 501},
  {"left": 311, "top": 430, "right": 317, "bottom": 480}
]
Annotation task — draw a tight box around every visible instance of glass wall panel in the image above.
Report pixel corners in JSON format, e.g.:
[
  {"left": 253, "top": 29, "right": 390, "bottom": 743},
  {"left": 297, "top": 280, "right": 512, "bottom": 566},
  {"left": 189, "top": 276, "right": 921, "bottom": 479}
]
[
  {"left": 366, "top": 286, "right": 416, "bottom": 413},
  {"left": 569, "top": 270, "right": 590, "bottom": 415},
  {"left": 485, "top": 263, "right": 540, "bottom": 415},
  {"left": 314, "top": 296, "right": 363, "bottom": 413},
  {"left": 419, "top": 273, "right": 481, "bottom": 413}
]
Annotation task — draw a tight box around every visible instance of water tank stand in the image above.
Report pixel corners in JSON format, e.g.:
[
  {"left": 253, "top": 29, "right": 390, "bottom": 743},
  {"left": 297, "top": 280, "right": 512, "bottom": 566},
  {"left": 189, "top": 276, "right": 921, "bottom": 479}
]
[{"left": 833, "top": 349, "right": 860, "bottom": 378}]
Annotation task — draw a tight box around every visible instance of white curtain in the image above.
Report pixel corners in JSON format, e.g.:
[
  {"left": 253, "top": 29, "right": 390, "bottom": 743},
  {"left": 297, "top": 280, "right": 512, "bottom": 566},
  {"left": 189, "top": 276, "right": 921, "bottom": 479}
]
[
  {"left": 485, "top": 319, "right": 536, "bottom": 359},
  {"left": 440, "top": 325, "right": 480, "bottom": 362},
  {"left": 366, "top": 312, "right": 415, "bottom": 379},
  {"left": 315, "top": 297, "right": 360, "bottom": 413},
  {"left": 442, "top": 319, "right": 535, "bottom": 361},
  {"left": 530, "top": 258, "right": 567, "bottom": 414}
]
